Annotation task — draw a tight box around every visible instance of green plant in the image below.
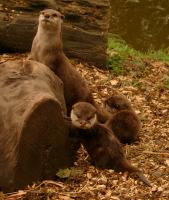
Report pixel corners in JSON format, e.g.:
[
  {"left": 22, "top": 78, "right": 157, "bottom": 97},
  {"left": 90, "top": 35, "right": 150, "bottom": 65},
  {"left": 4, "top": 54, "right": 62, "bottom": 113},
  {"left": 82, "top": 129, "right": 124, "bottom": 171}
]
[
  {"left": 107, "top": 34, "right": 142, "bottom": 58},
  {"left": 107, "top": 54, "right": 125, "bottom": 75},
  {"left": 107, "top": 34, "right": 169, "bottom": 65},
  {"left": 148, "top": 50, "right": 169, "bottom": 64},
  {"left": 163, "top": 75, "right": 169, "bottom": 90}
]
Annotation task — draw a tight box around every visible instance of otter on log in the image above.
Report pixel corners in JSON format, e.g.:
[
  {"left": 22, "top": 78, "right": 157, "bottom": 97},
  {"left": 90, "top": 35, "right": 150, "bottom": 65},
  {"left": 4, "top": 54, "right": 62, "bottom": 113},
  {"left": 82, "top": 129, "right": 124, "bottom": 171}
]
[
  {"left": 70, "top": 102, "right": 151, "bottom": 187},
  {"left": 29, "top": 9, "right": 95, "bottom": 114},
  {"left": 105, "top": 95, "right": 141, "bottom": 144}
]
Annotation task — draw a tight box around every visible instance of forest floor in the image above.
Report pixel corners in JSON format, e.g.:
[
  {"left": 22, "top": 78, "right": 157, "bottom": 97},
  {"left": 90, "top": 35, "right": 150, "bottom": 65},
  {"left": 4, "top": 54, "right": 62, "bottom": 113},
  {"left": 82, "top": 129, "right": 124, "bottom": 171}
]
[{"left": 0, "top": 53, "right": 169, "bottom": 200}]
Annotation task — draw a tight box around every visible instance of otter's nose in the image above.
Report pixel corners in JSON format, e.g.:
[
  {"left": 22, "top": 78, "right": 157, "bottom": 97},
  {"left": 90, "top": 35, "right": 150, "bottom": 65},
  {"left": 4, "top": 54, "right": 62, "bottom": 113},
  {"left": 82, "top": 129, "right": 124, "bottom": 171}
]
[
  {"left": 80, "top": 121, "right": 87, "bottom": 127},
  {"left": 44, "top": 13, "right": 50, "bottom": 19}
]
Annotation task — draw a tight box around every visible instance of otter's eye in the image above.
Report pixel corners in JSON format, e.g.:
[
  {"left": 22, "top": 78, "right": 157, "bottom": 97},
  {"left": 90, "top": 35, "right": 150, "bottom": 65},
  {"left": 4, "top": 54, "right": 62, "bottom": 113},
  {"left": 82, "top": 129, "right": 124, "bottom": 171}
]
[
  {"left": 40, "top": 11, "right": 45, "bottom": 15},
  {"left": 86, "top": 116, "right": 92, "bottom": 121},
  {"left": 52, "top": 13, "right": 58, "bottom": 17},
  {"left": 114, "top": 105, "right": 119, "bottom": 109}
]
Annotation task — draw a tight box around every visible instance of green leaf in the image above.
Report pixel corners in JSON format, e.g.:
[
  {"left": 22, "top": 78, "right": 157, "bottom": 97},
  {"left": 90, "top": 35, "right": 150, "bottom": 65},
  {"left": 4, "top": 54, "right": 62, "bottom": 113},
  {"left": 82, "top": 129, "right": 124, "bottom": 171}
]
[
  {"left": 56, "top": 168, "right": 71, "bottom": 178},
  {"left": 127, "top": 0, "right": 140, "bottom": 3},
  {"left": 56, "top": 167, "right": 84, "bottom": 179}
]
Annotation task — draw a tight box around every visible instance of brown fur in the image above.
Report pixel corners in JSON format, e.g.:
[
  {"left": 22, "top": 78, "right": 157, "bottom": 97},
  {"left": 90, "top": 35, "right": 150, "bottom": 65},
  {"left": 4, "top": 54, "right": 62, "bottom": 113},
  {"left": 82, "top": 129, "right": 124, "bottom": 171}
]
[
  {"left": 105, "top": 95, "right": 140, "bottom": 144},
  {"left": 70, "top": 102, "right": 151, "bottom": 186},
  {"left": 29, "top": 9, "right": 95, "bottom": 114},
  {"left": 105, "top": 95, "right": 133, "bottom": 113}
]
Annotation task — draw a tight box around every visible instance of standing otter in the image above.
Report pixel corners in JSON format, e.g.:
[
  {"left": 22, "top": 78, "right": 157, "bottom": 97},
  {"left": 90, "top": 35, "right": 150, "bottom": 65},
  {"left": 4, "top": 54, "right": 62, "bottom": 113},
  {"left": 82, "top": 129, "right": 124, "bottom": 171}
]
[
  {"left": 29, "top": 9, "right": 109, "bottom": 123},
  {"left": 105, "top": 95, "right": 141, "bottom": 144},
  {"left": 29, "top": 9, "right": 95, "bottom": 114},
  {"left": 70, "top": 102, "right": 151, "bottom": 186}
]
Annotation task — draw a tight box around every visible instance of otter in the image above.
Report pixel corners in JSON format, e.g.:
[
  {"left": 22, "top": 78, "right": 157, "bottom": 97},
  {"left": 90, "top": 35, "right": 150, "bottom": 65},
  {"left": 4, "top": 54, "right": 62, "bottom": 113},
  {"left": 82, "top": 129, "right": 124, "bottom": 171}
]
[
  {"left": 70, "top": 102, "right": 97, "bottom": 129},
  {"left": 105, "top": 95, "right": 140, "bottom": 144},
  {"left": 69, "top": 102, "right": 151, "bottom": 186},
  {"left": 105, "top": 95, "right": 133, "bottom": 113},
  {"left": 29, "top": 9, "right": 94, "bottom": 114}
]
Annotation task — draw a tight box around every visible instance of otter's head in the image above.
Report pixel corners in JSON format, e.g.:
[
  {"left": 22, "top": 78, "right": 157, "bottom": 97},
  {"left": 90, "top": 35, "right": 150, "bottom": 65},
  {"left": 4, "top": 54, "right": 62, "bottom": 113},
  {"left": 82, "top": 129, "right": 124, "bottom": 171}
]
[
  {"left": 39, "top": 9, "right": 64, "bottom": 32},
  {"left": 105, "top": 95, "right": 132, "bottom": 112},
  {"left": 71, "top": 102, "right": 97, "bottom": 129}
]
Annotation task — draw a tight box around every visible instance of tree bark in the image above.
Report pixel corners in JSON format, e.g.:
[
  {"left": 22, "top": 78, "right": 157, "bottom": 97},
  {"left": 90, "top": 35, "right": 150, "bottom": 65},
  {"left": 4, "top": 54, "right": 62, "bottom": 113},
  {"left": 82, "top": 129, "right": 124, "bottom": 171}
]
[
  {"left": 0, "top": 0, "right": 110, "bottom": 68},
  {"left": 0, "top": 59, "right": 75, "bottom": 192}
]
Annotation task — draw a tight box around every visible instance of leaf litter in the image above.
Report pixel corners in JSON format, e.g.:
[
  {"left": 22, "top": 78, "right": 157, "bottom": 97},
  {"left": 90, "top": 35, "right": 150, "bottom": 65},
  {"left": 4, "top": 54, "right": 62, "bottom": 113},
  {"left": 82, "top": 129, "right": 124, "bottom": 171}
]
[{"left": 0, "top": 53, "right": 169, "bottom": 200}]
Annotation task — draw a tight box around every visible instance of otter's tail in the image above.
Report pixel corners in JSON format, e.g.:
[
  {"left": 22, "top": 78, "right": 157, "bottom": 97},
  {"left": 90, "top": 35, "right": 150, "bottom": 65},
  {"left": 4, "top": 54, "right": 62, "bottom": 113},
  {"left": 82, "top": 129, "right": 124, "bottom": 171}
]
[
  {"left": 117, "top": 159, "right": 151, "bottom": 187},
  {"left": 134, "top": 171, "right": 151, "bottom": 187}
]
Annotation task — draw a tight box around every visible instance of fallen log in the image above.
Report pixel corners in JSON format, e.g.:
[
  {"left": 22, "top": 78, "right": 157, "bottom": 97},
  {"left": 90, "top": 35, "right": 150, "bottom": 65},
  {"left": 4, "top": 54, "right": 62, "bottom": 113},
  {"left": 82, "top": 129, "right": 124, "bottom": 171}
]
[
  {"left": 0, "top": 0, "right": 110, "bottom": 68},
  {"left": 0, "top": 59, "right": 75, "bottom": 192}
]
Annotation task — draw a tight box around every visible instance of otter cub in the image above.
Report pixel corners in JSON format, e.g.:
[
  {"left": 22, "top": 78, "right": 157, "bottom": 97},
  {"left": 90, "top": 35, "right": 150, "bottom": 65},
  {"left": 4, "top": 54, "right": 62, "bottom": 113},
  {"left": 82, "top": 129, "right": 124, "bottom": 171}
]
[
  {"left": 105, "top": 95, "right": 133, "bottom": 113},
  {"left": 70, "top": 102, "right": 151, "bottom": 186},
  {"left": 105, "top": 95, "right": 140, "bottom": 144},
  {"left": 29, "top": 9, "right": 95, "bottom": 114},
  {"left": 70, "top": 102, "right": 97, "bottom": 129}
]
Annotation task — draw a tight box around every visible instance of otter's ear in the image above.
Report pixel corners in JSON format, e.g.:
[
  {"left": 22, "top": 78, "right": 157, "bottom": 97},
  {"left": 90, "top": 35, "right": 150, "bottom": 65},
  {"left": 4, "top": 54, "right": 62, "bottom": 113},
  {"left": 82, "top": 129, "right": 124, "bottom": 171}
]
[{"left": 40, "top": 11, "right": 44, "bottom": 15}]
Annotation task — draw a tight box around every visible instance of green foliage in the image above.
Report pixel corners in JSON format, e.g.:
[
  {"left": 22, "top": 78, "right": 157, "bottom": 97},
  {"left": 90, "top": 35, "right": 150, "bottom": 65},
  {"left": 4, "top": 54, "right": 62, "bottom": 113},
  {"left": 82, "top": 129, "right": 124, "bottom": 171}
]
[
  {"left": 120, "top": 79, "right": 142, "bottom": 89},
  {"left": 162, "top": 75, "right": 169, "bottom": 90},
  {"left": 107, "top": 54, "right": 125, "bottom": 75},
  {"left": 107, "top": 34, "right": 142, "bottom": 58},
  {"left": 107, "top": 34, "right": 169, "bottom": 76},
  {"left": 147, "top": 50, "right": 169, "bottom": 63},
  {"left": 107, "top": 35, "right": 129, "bottom": 75},
  {"left": 56, "top": 167, "right": 83, "bottom": 179},
  {"left": 127, "top": 0, "right": 140, "bottom": 2},
  {"left": 107, "top": 34, "right": 143, "bottom": 75},
  {"left": 56, "top": 168, "right": 71, "bottom": 178}
]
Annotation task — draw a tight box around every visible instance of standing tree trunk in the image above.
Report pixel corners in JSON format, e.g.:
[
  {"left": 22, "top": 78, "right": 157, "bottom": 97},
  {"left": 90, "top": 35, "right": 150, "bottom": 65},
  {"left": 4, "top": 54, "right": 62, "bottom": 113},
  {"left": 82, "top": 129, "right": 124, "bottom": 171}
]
[
  {"left": 0, "top": 0, "right": 110, "bottom": 68},
  {"left": 0, "top": 59, "right": 75, "bottom": 192}
]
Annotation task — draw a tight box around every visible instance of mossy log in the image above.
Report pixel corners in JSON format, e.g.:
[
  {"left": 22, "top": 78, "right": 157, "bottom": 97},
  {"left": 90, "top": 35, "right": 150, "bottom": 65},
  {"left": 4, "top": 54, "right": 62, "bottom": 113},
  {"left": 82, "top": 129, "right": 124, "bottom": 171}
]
[
  {"left": 0, "top": 59, "right": 74, "bottom": 192},
  {"left": 0, "top": 0, "right": 110, "bottom": 68}
]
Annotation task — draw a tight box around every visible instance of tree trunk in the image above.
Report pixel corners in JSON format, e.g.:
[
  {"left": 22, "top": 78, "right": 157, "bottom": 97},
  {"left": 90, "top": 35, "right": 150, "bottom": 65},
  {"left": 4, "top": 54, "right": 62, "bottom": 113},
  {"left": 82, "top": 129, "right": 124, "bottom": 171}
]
[
  {"left": 0, "top": 0, "right": 110, "bottom": 68},
  {"left": 0, "top": 59, "right": 75, "bottom": 192}
]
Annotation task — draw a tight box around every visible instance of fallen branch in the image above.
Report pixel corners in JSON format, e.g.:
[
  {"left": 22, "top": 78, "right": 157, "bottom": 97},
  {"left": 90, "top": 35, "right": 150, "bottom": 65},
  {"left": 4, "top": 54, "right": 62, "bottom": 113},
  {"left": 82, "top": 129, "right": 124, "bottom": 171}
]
[
  {"left": 34, "top": 180, "right": 65, "bottom": 190},
  {"left": 142, "top": 151, "right": 169, "bottom": 156}
]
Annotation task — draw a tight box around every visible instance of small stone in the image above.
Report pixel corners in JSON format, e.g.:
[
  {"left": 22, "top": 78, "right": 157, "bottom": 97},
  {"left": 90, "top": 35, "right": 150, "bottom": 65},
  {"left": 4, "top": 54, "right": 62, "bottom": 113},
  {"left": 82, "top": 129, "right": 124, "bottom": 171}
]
[
  {"left": 110, "top": 80, "right": 118, "bottom": 86},
  {"left": 134, "top": 189, "right": 138, "bottom": 194},
  {"left": 158, "top": 187, "right": 163, "bottom": 192},
  {"left": 105, "top": 190, "right": 112, "bottom": 198},
  {"left": 151, "top": 185, "right": 158, "bottom": 192},
  {"left": 99, "top": 176, "right": 107, "bottom": 184},
  {"left": 87, "top": 172, "right": 92, "bottom": 179},
  {"left": 97, "top": 184, "right": 106, "bottom": 190},
  {"left": 112, "top": 180, "right": 118, "bottom": 185},
  {"left": 108, "top": 169, "right": 114, "bottom": 173},
  {"left": 58, "top": 195, "right": 72, "bottom": 200},
  {"left": 165, "top": 159, "right": 169, "bottom": 167},
  {"left": 111, "top": 196, "right": 120, "bottom": 200},
  {"left": 91, "top": 177, "right": 97, "bottom": 182}
]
